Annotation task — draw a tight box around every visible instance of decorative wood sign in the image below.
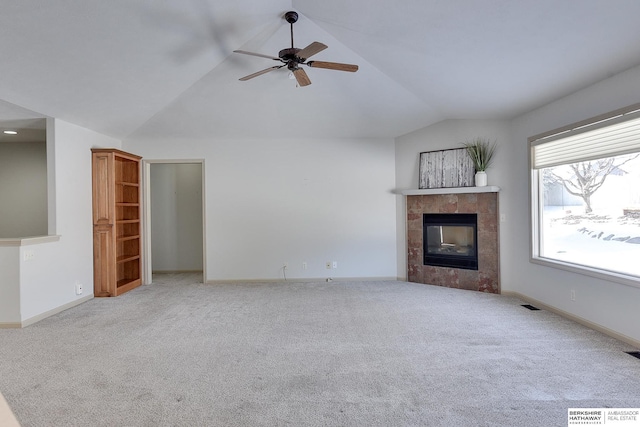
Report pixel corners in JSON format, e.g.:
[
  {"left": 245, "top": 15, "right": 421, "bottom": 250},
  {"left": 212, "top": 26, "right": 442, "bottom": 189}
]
[{"left": 419, "top": 148, "right": 474, "bottom": 189}]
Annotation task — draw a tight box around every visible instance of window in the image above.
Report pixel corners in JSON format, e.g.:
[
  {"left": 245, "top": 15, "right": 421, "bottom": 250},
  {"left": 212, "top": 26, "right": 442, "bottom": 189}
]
[{"left": 530, "top": 104, "right": 640, "bottom": 285}]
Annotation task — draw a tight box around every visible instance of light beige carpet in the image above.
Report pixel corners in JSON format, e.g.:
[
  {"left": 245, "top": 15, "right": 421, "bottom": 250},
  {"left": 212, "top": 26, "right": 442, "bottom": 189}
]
[{"left": 1, "top": 273, "right": 639, "bottom": 426}]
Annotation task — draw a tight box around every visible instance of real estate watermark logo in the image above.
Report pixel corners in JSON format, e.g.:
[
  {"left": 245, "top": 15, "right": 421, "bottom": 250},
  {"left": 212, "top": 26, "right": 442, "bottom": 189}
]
[{"left": 568, "top": 408, "right": 640, "bottom": 426}]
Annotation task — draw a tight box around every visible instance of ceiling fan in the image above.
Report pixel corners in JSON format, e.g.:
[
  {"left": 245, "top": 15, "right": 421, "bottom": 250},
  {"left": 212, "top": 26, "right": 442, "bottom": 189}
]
[{"left": 233, "top": 11, "right": 358, "bottom": 87}]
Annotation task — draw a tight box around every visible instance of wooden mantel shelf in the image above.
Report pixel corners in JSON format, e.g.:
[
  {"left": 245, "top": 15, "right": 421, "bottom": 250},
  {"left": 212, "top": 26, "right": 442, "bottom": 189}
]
[{"left": 400, "top": 186, "right": 500, "bottom": 196}]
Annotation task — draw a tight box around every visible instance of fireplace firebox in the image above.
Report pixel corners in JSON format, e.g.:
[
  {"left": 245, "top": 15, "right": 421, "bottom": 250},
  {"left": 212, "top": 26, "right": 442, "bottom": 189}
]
[{"left": 423, "top": 213, "right": 478, "bottom": 270}]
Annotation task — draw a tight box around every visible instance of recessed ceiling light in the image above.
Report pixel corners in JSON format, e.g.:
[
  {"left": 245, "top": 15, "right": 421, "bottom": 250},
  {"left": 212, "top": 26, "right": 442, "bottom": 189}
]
[{"left": 3, "top": 130, "right": 18, "bottom": 135}]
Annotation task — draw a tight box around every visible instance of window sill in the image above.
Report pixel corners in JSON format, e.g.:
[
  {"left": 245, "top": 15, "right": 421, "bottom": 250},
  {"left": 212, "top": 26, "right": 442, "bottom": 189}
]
[{"left": 531, "top": 256, "right": 640, "bottom": 289}]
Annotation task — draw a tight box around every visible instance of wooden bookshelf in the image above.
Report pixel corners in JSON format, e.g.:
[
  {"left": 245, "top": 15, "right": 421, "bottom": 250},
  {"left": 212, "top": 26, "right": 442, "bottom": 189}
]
[{"left": 92, "top": 149, "right": 142, "bottom": 297}]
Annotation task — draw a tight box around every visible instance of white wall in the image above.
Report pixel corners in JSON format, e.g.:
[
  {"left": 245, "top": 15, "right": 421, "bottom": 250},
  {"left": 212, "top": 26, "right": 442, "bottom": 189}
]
[
  {"left": 505, "top": 64, "right": 640, "bottom": 344},
  {"left": 127, "top": 137, "right": 398, "bottom": 281},
  {"left": 0, "top": 247, "right": 20, "bottom": 324},
  {"left": 0, "top": 141, "right": 47, "bottom": 237},
  {"left": 394, "top": 119, "right": 512, "bottom": 280},
  {"left": 150, "top": 163, "right": 203, "bottom": 272},
  {"left": 18, "top": 119, "right": 121, "bottom": 321}
]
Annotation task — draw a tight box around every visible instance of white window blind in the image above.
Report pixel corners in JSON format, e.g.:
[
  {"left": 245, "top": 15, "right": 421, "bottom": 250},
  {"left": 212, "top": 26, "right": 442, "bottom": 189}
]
[{"left": 532, "top": 108, "right": 640, "bottom": 169}]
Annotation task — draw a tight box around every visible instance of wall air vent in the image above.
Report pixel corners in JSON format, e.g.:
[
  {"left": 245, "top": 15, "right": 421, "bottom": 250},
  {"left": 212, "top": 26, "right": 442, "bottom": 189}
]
[{"left": 626, "top": 351, "right": 640, "bottom": 360}]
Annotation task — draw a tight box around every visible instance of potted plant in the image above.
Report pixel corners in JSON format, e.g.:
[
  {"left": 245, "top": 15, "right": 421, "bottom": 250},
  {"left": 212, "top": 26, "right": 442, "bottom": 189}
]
[{"left": 462, "top": 138, "right": 497, "bottom": 186}]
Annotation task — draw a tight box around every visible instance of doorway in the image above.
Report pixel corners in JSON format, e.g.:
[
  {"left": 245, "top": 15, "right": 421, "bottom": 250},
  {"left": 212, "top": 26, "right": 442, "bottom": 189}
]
[{"left": 142, "top": 160, "right": 205, "bottom": 284}]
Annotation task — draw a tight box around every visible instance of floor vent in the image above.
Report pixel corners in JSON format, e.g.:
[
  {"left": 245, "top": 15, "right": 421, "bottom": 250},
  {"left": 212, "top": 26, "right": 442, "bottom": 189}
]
[
  {"left": 521, "top": 304, "right": 540, "bottom": 311},
  {"left": 626, "top": 351, "right": 640, "bottom": 360}
]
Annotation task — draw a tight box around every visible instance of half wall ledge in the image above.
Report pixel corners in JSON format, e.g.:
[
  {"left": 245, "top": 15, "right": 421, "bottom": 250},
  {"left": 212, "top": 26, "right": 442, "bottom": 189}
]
[{"left": 0, "top": 235, "right": 61, "bottom": 247}]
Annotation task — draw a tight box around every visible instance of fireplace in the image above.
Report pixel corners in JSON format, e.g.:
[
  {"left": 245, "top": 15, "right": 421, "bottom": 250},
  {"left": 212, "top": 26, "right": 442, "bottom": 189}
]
[
  {"left": 424, "top": 213, "right": 478, "bottom": 270},
  {"left": 406, "top": 191, "right": 499, "bottom": 293}
]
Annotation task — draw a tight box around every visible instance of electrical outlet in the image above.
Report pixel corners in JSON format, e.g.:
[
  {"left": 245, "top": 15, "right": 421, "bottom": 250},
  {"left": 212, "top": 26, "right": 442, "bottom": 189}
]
[
  {"left": 326, "top": 261, "right": 332, "bottom": 269},
  {"left": 302, "top": 262, "right": 307, "bottom": 270},
  {"left": 75, "top": 282, "right": 83, "bottom": 295},
  {"left": 570, "top": 290, "right": 576, "bottom": 301},
  {"left": 332, "top": 261, "right": 338, "bottom": 269},
  {"left": 23, "top": 250, "right": 35, "bottom": 262}
]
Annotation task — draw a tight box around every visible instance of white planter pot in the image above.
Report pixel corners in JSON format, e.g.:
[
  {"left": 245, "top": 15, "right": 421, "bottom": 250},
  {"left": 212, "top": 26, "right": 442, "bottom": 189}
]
[{"left": 475, "top": 171, "right": 488, "bottom": 187}]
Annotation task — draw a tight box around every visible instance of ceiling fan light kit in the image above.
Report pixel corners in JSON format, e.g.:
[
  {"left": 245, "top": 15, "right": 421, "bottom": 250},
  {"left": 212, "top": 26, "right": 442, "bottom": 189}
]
[{"left": 233, "top": 11, "right": 358, "bottom": 87}]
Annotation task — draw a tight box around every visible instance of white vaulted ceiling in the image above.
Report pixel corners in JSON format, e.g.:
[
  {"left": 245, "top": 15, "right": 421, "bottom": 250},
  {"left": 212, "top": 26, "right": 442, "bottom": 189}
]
[{"left": 1, "top": 0, "right": 640, "bottom": 140}]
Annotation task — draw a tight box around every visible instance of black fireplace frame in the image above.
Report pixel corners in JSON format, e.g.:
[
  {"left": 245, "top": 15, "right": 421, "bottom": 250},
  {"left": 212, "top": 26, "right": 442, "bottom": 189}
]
[{"left": 423, "top": 213, "right": 478, "bottom": 270}]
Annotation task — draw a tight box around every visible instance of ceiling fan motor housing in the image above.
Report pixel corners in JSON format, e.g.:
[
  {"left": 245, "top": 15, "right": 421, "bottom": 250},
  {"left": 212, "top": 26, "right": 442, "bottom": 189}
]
[{"left": 279, "top": 47, "right": 301, "bottom": 62}]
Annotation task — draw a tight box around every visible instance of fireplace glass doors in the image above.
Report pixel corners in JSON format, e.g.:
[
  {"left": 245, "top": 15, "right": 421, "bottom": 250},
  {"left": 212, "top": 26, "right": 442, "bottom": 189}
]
[{"left": 423, "top": 213, "right": 478, "bottom": 270}]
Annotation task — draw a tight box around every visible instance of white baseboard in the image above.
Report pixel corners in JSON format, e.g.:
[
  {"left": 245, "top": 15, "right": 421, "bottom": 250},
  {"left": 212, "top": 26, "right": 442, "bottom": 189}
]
[
  {"left": 502, "top": 290, "right": 640, "bottom": 349},
  {"left": 206, "top": 276, "right": 399, "bottom": 285},
  {"left": 152, "top": 270, "right": 203, "bottom": 274},
  {"left": 18, "top": 294, "right": 94, "bottom": 328},
  {"left": 0, "top": 322, "right": 22, "bottom": 329}
]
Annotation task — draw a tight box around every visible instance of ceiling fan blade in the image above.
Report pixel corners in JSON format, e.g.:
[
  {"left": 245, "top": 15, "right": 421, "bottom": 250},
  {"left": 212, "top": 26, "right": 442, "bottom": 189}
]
[
  {"left": 307, "top": 61, "right": 359, "bottom": 72},
  {"left": 296, "top": 42, "right": 328, "bottom": 60},
  {"left": 239, "top": 65, "right": 284, "bottom": 81},
  {"left": 293, "top": 68, "right": 312, "bottom": 87},
  {"left": 233, "top": 50, "right": 280, "bottom": 61}
]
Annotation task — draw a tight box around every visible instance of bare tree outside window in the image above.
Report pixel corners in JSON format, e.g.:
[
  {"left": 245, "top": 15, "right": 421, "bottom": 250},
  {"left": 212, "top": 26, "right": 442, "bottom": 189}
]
[{"left": 545, "top": 154, "right": 639, "bottom": 214}]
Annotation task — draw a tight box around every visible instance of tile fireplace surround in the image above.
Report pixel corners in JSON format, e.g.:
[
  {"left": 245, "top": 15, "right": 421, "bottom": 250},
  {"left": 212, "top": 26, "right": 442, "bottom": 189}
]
[{"left": 405, "top": 188, "right": 500, "bottom": 293}]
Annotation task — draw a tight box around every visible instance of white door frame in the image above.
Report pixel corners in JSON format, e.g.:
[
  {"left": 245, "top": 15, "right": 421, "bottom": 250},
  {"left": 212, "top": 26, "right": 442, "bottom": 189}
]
[{"left": 142, "top": 159, "right": 206, "bottom": 284}]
